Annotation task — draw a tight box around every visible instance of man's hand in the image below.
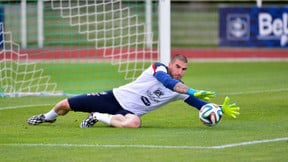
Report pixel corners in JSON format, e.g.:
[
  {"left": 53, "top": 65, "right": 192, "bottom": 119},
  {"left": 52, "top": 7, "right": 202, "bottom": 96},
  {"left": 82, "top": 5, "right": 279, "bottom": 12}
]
[
  {"left": 188, "top": 89, "right": 216, "bottom": 101},
  {"left": 194, "top": 90, "right": 216, "bottom": 101},
  {"left": 221, "top": 96, "right": 240, "bottom": 118}
]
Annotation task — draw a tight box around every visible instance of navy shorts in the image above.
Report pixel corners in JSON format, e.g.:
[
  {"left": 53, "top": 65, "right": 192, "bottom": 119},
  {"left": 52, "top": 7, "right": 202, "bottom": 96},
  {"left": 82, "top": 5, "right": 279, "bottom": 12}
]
[{"left": 68, "top": 90, "right": 134, "bottom": 115}]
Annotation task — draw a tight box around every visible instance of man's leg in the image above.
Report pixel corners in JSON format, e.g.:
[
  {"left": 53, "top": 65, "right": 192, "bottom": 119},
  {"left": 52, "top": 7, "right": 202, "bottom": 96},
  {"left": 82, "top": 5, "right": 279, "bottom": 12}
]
[
  {"left": 110, "top": 113, "right": 141, "bottom": 128},
  {"left": 52, "top": 99, "right": 72, "bottom": 115},
  {"left": 92, "top": 113, "right": 141, "bottom": 128},
  {"left": 27, "top": 99, "right": 71, "bottom": 125}
]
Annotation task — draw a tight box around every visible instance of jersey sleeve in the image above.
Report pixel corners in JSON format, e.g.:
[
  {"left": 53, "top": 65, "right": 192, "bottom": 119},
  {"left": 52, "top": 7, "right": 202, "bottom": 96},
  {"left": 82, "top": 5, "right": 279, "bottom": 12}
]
[
  {"left": 152, "top": 63, "right": 180, "bottom": 90},
  {"left": 184, "top": 95, "right": 208, "bottom": 110}
]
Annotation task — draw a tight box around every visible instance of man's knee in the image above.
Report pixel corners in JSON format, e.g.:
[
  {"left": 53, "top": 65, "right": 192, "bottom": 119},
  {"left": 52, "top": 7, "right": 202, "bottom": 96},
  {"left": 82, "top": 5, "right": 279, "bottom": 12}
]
[
  {"left": 122, "top": 114, "right": 141, "bottom": 128},
  {"left": 128, "top": 115, "right": 141, "bottom": 128},
  {"left": 54, "top": 99, "right": 71, "bottom": 115},
  {"left": 58, "top": 99, "right": 70, "bottom": 109}
]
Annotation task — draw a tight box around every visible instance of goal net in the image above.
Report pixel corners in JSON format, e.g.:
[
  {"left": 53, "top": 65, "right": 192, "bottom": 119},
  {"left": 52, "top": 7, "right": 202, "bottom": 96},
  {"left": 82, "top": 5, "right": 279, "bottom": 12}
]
[{"left": 0, "top": 0, "right": 159, "bottom": 97}]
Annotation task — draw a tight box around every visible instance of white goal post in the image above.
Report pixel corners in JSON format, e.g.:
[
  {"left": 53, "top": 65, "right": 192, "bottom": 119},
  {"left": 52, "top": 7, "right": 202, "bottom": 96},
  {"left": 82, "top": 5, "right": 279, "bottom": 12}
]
[
  {"left": 159, "top": 0, "right": 171, "bottom": 66},
  {"left": 0, "top": 0, "right": 171, "bottom": 97},
  {"left": 256, "top": 0, "right": 262, "bottom": 7}
]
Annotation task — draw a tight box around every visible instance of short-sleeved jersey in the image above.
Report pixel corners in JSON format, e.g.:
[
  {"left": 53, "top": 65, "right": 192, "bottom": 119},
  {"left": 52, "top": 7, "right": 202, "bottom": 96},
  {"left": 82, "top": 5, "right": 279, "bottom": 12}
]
[{"left": 113, "top": 62, "right": 190, "bottom": 116}]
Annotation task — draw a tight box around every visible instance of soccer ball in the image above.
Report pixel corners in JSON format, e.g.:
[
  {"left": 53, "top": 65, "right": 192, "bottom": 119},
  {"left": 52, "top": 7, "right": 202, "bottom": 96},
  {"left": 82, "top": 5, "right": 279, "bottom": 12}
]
[{"left": 199, "top": 103, "right": 223, "bottom": 126}]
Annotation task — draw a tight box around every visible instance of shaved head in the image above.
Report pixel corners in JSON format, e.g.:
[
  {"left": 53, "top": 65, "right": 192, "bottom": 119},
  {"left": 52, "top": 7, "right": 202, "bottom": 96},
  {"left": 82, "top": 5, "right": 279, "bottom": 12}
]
[{"left": 171, "top": 54, "right": 188, "bottom": 64}]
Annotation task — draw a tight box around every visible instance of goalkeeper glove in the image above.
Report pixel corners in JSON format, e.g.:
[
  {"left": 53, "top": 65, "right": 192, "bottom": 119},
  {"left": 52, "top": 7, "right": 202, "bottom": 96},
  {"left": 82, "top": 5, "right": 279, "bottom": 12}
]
[
  {"left": 221, "top": 96, "right": 240, "bottom": 118},
  {"left": 187, "top": 88, "right": 216, "bottom": 101}
]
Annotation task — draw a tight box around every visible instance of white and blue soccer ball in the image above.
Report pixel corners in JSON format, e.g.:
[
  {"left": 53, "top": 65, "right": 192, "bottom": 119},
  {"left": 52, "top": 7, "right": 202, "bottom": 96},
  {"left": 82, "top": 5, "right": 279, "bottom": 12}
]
[{"left": 199, "top": 103, "right": 223, "bottom": 126}]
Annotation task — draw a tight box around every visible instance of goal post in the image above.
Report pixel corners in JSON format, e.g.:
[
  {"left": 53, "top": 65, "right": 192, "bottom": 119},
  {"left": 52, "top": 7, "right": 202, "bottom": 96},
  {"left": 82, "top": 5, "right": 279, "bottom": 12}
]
[
  {"left": 256, "top": 0, "right": 262, "bottom": 7},
  {"left": 159, "top": 0, "right": 171, "bottom": 66},
  {"left": 0, "top": 0, "right": 171, "bottom": 97},
  {"left": 21, "top": 0, "right": 27, "bottom": 48}
]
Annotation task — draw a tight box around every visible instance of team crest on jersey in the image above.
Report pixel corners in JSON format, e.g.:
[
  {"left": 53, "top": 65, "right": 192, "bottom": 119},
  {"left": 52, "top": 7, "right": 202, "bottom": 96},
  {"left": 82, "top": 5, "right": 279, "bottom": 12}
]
[
  {"left": 153, "top": 89, "right": 164, "bottom": 98},
  {"left": 146, "top": 88, "right": 164, "bottom": 103}
]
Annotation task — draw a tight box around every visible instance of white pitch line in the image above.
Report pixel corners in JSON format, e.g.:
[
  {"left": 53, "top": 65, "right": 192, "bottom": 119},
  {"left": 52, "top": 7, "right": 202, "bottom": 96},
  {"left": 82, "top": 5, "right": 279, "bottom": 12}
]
[
  {"left": 0, "top": 104, "right": 52, "bottom": 110},
  {"left": 1, "top": 137, "right": 287, "bottom": 149},
  {"left": 222, "top": 88, "right": 288, "bottom": 95},
  {"left": 207, "top": 137, "right": 288, "bottom": 149}
]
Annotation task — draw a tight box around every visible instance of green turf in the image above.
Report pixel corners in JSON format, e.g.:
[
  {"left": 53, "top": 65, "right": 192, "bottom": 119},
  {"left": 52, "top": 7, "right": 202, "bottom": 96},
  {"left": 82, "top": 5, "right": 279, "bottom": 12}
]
[
  {"left": 40, "top": 62, "right": 129, "bottom": 94},
  {"left": 0, "top": 61, "right": 288, "bottom": 162}
]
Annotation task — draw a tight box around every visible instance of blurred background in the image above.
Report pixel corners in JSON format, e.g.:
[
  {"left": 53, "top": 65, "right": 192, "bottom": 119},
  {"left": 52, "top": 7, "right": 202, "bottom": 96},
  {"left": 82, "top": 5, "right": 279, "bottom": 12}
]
[{"left": 1, "top": 0, "right": 288, "bottom": 48}]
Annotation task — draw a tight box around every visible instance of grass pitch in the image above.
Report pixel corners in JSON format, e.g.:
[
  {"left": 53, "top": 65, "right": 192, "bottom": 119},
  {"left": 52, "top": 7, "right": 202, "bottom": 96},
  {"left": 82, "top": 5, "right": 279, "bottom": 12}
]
[{"left": 0, "top": 61, "right": 288, "bottom": 162}]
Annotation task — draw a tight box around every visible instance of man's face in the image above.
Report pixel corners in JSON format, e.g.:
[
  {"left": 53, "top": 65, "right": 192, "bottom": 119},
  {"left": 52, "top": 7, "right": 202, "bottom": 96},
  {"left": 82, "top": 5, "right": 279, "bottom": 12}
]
[{"left": 168, "top": 59, "right": 187, "bottom": 80}]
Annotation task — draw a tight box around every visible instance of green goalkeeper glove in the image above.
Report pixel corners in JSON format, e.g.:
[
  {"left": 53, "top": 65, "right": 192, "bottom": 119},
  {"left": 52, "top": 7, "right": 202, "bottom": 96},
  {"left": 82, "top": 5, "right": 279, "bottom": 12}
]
[
  {"left": 221, "top": 96, "right": 240, "bottom": 118},
  {"left": 187, "top": 88, "right": 216, "bottom": 101}
]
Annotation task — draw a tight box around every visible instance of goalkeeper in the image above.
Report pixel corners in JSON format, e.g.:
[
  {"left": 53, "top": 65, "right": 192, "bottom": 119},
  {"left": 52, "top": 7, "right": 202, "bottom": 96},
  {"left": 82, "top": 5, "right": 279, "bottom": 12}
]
[{"left": 27, "top": 54, "right": 240, "bottom": 128}]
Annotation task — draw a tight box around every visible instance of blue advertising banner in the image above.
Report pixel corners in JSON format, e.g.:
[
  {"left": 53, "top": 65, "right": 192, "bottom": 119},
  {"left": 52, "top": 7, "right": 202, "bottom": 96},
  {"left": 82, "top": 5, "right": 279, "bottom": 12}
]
[{"left": 219, "top": 6, "right": 288, "bottom": 47}]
